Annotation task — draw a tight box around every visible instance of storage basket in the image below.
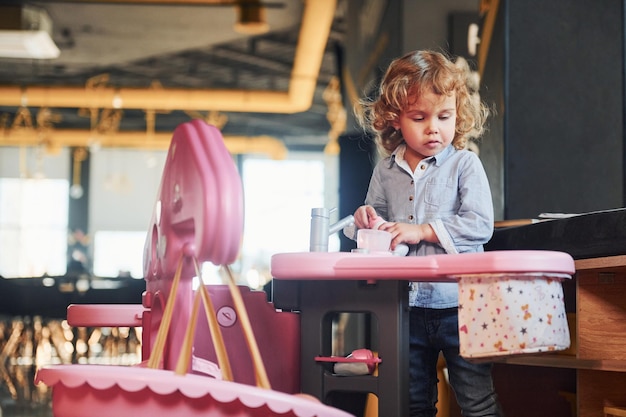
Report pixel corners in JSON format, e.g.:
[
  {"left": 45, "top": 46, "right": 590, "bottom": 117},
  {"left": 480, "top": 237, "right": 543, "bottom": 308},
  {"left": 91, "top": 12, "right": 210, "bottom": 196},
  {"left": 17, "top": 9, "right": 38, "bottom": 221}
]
[{"left": 457, "top": 273, "right": 571, "bottom": 359}]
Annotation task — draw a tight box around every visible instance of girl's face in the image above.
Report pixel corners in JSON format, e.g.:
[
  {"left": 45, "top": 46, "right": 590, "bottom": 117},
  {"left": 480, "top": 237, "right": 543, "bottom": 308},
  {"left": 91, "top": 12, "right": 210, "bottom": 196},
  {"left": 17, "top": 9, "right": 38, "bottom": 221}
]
[{"left": 392, "top": 90, "right": 456, "bottom": 162}]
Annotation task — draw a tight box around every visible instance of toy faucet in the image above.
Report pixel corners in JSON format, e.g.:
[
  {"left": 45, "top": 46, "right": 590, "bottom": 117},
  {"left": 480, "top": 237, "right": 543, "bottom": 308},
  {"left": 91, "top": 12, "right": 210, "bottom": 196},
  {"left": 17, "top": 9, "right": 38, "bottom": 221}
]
[{"left": 309, "top": 207, "right": 354, "bottom": 252}]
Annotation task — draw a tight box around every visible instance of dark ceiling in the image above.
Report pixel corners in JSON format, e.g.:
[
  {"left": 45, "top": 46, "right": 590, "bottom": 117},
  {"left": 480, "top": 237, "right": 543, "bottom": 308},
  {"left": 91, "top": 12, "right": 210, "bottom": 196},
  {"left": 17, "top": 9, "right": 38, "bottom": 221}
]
[{"left": 0, "top": 0, "right": 348, "bottom": 152}]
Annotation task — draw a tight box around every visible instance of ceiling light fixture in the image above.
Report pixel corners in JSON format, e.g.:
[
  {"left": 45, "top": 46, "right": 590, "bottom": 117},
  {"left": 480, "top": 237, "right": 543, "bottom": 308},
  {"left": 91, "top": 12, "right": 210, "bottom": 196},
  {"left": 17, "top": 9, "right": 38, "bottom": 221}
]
[
  {"left": 0, "top": 30, "right": 60, "bottom": 59},
  {"left": 0, "top": 5, "right": 60, "bottom": 59}
]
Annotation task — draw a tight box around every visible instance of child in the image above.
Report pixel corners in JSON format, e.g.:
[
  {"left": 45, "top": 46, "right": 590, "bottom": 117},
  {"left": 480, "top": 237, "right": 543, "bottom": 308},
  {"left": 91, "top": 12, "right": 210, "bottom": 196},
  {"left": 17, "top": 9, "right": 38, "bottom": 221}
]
[{"left": 347, "top": 50, "right": 502, "bottom": 416}]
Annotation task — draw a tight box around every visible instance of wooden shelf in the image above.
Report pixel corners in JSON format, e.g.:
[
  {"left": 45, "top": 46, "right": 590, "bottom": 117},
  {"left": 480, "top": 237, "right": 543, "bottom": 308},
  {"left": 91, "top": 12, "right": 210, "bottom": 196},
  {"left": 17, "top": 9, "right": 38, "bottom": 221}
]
[
  {"left": 491, "top": 254, "right": 626, "bottom": 417},
  {"left": 497, "top": 354, "right": 626, "bottom": 372},
  {"left": 575, "top": 255, "right": 626, "bottom": 272}
]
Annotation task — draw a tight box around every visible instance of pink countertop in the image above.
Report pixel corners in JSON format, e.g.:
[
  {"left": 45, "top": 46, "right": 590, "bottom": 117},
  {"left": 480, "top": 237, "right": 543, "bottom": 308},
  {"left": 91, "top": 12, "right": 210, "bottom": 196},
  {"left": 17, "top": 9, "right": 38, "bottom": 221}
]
[{"left": 270, "top": 250, "right": 575, "bottom": 280}]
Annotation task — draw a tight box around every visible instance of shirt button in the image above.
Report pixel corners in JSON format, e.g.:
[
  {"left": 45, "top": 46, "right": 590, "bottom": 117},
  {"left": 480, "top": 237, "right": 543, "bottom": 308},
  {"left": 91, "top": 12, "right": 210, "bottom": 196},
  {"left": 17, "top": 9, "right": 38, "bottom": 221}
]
[
  {"left": 411, "top": 180, "right": 414, "bottom": 185},
  {"left": 409, "top": 196, "right": 414, "bottom": 201},
  {"left": 420, "top": 165, "right": 426, "bottom": 170},
  {"left": 408, "top": 215, "right": 414, "bottom": 221}
]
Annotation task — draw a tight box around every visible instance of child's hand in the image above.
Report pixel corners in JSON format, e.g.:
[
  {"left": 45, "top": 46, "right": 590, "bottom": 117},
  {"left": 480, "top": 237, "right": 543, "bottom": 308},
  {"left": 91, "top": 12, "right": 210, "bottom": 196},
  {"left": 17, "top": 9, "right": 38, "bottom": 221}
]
[
  {"left": 379, "top": 222, "right": 437, "bottom": 249},
  {"left": 353, "top": 205, "right": 379, "bottom": 229}
]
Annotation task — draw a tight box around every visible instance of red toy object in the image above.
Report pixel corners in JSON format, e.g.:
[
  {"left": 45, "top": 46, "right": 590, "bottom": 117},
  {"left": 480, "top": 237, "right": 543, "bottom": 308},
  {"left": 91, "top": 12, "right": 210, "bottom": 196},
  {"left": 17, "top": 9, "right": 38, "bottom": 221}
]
[{"left": 35, "top": 120, "right": 354, "bottom": 417}]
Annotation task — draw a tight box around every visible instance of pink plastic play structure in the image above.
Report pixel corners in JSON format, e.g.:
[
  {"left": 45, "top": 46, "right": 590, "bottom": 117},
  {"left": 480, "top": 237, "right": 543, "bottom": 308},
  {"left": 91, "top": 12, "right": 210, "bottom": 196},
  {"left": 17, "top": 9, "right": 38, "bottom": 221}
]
[{"left": 35, "top": 120, "right": 354, "bottom": 417}]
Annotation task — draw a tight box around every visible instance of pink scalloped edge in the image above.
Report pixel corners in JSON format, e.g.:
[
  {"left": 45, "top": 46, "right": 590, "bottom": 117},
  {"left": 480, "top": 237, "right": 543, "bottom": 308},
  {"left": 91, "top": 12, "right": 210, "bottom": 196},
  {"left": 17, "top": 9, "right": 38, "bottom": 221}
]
[{"left": 35, "top": 365, "right": 353, "bottom": 417}]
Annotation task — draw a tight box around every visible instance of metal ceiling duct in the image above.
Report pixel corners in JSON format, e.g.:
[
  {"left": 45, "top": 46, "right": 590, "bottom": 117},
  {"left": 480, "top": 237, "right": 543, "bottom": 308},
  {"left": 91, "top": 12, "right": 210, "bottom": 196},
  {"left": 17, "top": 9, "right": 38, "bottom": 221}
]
[
  {"left": 3, "top": 128, "right": 288, "bottom": 158},
  {"left": 0, "top": 0, "right": 336, "bottom": 114}
]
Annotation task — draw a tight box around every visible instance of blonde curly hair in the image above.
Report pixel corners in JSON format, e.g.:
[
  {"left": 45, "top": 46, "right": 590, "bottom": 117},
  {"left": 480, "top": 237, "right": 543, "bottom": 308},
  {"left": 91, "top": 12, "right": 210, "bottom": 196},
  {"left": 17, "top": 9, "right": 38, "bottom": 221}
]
[{"left": 356, "top": 50, "right": 489, "bottom": 156}]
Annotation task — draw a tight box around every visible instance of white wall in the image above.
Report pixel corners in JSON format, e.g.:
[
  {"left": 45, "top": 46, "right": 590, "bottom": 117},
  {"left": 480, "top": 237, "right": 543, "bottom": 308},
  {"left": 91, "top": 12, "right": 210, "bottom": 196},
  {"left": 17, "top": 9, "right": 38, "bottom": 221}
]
[
  {"left": 89, "top": 148, "right": 166, "bottom": 233},
  {"left": 0, "top": 146, "right": 165, "bottom": 239},
  {"left": 402, "top": 0, "right": 478, "bottom": 53},
  {"left": 0, "top": 147, "right": 70, "bottom": 179}
]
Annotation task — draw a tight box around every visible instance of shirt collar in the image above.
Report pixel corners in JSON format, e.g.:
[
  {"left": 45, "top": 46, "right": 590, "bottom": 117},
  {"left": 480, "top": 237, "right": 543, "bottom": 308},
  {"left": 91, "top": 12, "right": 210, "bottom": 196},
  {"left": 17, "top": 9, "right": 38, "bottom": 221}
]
[{"left": 389, "top": 143, "right": 455, "bottom": 168}]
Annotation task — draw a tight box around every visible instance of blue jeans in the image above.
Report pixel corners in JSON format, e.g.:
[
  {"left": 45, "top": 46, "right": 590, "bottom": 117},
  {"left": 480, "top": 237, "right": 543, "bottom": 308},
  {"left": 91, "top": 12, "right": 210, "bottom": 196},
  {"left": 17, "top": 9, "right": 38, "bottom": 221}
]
[{"left": 409, "top": 307, "right": 503, "bottom": 417}]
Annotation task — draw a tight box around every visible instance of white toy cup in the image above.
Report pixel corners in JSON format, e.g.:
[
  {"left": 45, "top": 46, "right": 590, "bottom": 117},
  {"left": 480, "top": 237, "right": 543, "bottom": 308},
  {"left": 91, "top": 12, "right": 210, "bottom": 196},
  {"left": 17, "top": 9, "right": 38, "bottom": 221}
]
[{"left": 356, "top": 229, "right": 392, "bottom": 253}]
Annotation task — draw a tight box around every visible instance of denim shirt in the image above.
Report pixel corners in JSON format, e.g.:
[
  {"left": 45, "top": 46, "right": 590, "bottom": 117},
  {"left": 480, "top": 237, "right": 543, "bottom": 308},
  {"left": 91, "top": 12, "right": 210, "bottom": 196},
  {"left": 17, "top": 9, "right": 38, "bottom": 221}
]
[{"left": 348, "top": 144, "right": 494, "bottom": 308}]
